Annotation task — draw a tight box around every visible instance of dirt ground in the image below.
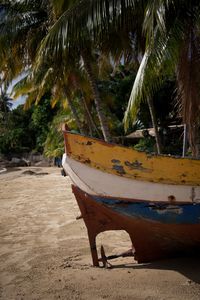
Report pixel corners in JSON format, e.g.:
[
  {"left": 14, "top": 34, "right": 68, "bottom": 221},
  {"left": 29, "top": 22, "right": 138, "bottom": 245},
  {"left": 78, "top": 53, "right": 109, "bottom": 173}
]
[{"left": 1, "top": 167, "right": 200, "bottom": 300}]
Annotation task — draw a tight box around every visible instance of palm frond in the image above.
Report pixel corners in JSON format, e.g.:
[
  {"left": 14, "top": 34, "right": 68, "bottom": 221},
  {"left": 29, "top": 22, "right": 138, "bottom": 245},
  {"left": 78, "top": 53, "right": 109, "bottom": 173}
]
[
  {"left": 11, "top": 74, "right": 33, "bottom": 99},
  {"left": 23, "top": 92, "right": 37, "bottom": 110},
  {"left": 35, "top": 67, "right": 53, "bottom": 104},
  {"left": 143, "top": 0, "right": 167, "bottom": 43},
  {"left": 124, "top": 19, "right": 184, "bottom": 131},
  {"left": 36, "top": 0, "right": 138, "bottom": 63}
]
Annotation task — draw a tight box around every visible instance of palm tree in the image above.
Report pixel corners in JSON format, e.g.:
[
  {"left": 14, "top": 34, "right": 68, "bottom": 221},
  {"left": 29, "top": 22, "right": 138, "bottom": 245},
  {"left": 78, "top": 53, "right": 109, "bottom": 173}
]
[
  {"left": 0, "top": 84, "right": 12, "bottom": 124},
  {"left": 1, "top": 0, "right": 111, "bottom": 140},
  {"left": 0, "top": 1, "right": 49, "bottom": 84},
  {"left": 0, "top": 1, "right": 90, "bottom": 135},
  {"left": 124, "top": 1, "right": 200, "bottom": 157},
  {"left": 3, "top": 1, "right": 200, "bottom": 156},
  {"left": 80, "top": 47, "right": 112, "bottom": 141},
  {"left": 44, "top": 0, "right": 200, "bottom": 156},
  {"left": 36, "top": 0, "right": 163, "bottom": 149},
  {"left": 36, "top": 0, "right": 113, "bottom": 142},
  {"left": 12, "top": 66, "right": 86, "bottom": 135}
]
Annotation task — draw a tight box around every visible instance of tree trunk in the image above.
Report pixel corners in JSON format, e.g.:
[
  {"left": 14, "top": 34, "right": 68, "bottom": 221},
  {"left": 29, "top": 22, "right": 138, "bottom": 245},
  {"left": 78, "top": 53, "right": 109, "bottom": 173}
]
[
  {"left": 147, "top": 97, "right": 162, "bottom": 154},
  {"left": 182, "top": 124, "right": 187, "bottom": 157},
  {"left": 195, "top": 130, "right": 200, "bottom": 158},
  {"left": 177, "top": 18, "right": 200, "bottom": 158},
  {"left": 81, "top": 51, "right": 112, "bottom": 142},
  {"left": 65, "top": 95, "right": 86, "bottom": 135},
  {"left": 80, "top": 92, "right": 102, "bottom": 138},
  {"left": 82, "top": 102, "right": 93, "bottom": 136},
  {"left": 0, "top": 86, "right": 8, "bottom": 126},
  {"left": 188, "top": 124, "right": 200, "bottom": 158}
]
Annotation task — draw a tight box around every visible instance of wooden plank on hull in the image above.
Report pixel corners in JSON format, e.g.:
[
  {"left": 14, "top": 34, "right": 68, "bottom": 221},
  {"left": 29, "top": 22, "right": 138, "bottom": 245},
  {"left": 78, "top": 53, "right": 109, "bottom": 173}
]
[
  {"left": 64, "top": 132, "right": 200, "bottom": 186},
  {"left": 72, "top": 185, "right": 200, "bottom": 264},
  {"left": 63, "top": 155, "right": 200, "bottom": 203}
]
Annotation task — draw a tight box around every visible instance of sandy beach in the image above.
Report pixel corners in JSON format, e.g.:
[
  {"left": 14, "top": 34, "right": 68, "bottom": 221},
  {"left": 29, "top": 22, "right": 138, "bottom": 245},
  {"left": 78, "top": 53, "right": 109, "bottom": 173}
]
[{"left": 1, "top": 167, "right": 200, "bottom": 300}]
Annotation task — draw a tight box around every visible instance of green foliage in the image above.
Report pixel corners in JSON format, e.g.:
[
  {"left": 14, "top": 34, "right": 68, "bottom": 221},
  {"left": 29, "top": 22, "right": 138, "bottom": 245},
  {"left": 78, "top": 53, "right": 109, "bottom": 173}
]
[
  {"left": 134, "top": 137, "right": 156, "bottom": 153},
  {"left": 0, "top": 96, "right": 58, "bottom": 155},
  {"left": 98, "top": 66, "right": 137, "bottom": 136},
  {"left": 0, "top": 105, "right": 36, "bottom": 154},
  {"left": 31, "top": 96, "right": 56, "bottom": 151},
  {"left": 43, "top": 108, "right": 74, "bottom": 158},
  {"left": 43, "top": 126, "right": 64, "bottom": 158},
  {"left": 1, "top": 1, "right": 199, "bottom": 156}
]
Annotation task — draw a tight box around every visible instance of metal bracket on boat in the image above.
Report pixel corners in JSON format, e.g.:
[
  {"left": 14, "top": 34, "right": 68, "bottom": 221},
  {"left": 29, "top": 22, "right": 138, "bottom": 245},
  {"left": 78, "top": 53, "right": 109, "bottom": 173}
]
[
  {"left": 98, "top": 245, "right": 135, "bottom": 268},
  {"left": 99, "top": 245, "right": 113, "bottom": 268}
]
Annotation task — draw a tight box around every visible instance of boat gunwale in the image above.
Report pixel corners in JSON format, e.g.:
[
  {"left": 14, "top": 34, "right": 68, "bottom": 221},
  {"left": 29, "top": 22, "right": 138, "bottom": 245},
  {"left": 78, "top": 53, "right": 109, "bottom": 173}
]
[
  {"left": 62, "top": 128, "right": 200, "bottom": 187},
  {"left": 62, "top": 129, "right": 200, "bottom": 162}
]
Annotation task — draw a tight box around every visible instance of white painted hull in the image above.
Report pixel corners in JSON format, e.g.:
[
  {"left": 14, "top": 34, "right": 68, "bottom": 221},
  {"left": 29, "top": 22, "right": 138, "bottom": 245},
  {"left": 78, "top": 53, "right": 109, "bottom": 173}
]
[{"left": 62, "top": 154, "right": 200, "bottom": 203}]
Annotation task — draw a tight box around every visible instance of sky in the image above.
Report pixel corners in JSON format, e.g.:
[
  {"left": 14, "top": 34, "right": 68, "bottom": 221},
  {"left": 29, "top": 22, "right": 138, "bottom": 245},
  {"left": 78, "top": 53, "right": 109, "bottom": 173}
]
[
  {"left": 11, "top": 96, "right": 26, "bottom": 109},
  {"left": 8, "top": 76, "right": 26, "bottom": 109}
]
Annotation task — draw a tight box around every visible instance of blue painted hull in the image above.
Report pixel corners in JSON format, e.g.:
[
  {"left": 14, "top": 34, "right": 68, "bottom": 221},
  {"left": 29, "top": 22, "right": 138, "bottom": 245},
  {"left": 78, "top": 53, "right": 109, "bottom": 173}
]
[
  {"left": 92, "top": 196, "right": 200, "bottom": 225},
  {"left": 72, "top": 185, "right": 200, "bottom": 264}
]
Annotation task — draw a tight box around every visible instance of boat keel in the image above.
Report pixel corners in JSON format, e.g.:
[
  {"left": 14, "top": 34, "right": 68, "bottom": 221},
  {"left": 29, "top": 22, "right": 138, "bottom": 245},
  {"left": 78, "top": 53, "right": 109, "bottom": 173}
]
[
  {"left": 72, "top": 184, "right": 200, "bottom": 266},
  {"left": 72, "top": 184, "right": 152, "bottom": 266}
]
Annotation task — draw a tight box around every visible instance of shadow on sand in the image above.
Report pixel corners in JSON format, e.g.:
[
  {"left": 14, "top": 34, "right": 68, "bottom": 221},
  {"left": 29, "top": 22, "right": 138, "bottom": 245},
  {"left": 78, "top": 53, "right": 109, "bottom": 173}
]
[{"left": 111, "top": 256, "right": 200, "bottom": 284}]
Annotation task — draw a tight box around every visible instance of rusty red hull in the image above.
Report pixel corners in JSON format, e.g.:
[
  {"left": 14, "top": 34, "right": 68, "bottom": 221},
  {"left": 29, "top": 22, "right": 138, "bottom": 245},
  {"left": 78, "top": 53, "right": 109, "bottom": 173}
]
[{"left": 72, "top": 185, "right": 200, "bottom": 266}]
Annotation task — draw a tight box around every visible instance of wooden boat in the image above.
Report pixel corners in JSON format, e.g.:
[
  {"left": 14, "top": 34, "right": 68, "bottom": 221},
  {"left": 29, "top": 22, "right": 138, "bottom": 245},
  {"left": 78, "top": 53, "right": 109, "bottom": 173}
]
[{"left": 62, "top": 127, "right": 200, "bottom": 266}]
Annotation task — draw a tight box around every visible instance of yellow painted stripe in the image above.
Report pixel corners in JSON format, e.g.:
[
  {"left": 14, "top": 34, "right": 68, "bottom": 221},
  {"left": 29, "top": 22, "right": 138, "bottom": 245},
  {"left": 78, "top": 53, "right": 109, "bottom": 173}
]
[{"left": 64, "top": 132, "right": 200, "bottom": 186}]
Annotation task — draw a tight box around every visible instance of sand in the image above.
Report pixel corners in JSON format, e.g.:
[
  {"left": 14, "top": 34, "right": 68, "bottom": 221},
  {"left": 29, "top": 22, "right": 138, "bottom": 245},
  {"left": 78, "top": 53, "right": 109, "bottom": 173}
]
[{"left": 1, "top": 167, "right": 200, "bottom": 300}]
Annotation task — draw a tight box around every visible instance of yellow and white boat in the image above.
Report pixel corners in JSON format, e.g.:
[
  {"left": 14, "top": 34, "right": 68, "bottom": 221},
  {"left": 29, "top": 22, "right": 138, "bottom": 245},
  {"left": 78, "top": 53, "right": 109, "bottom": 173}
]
[{"left": 62, "top": 128, "right": 200, "bottom": 266}]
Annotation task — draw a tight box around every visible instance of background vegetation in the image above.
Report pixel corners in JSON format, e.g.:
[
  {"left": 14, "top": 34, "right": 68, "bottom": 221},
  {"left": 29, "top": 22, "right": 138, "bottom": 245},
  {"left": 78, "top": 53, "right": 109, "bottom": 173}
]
[{"left": 0, "top": 1, "right": 199, "bottom": 158}]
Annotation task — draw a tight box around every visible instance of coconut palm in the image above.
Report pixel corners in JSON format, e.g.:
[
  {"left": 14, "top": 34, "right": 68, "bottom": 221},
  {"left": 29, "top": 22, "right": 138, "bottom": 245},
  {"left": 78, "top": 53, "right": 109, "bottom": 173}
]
[
  {"left": 124, "top": 1, "right": 200, "bottom": 157},
  {"left": 0, "top": 84, "right": 12, "bottom": 124},
  {"left": 0, "top": 0, "right": 49, "bottom": 134},
  {"left": 44, "top": 0, "right": 200, "bottom": 156},
  {"left": 0, "top": 1, "right": 89, "bottom": 135},
  {"left": 12, "top": 53, "right": 101, "bottom": 137},
  {"left": 0, "top": 0, "right": 109, "bottom": 140},
  {"left": 12, "top": 67, "right": 85, "bottom": 134},
  {"left": 36, "top": 0, "right": 164, "bottom": 149},
  {"left": 36, "top": 0, "right": 116, "bottom": 142}
]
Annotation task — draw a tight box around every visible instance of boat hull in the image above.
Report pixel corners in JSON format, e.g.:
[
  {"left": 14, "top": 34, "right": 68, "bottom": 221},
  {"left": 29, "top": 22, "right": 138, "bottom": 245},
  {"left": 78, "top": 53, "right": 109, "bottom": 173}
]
[
  {"left": 63, "top": 131, "right": 200, "bottom": 186},
  {"left": 62, "top": 154, "right": 200, "bottom": 203},
  {"left": 72, "top": 185, "right": 200, "bottom": 265},
  {"left": 62, "top": 130, "right": 200, "bottom": 265}
]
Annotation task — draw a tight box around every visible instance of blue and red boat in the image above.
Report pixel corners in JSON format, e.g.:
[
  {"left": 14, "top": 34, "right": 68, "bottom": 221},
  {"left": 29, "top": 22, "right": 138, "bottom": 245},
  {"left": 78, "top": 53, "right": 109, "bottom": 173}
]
[{"left": 62, "top": 128, "right": 200, "bottom": 266}]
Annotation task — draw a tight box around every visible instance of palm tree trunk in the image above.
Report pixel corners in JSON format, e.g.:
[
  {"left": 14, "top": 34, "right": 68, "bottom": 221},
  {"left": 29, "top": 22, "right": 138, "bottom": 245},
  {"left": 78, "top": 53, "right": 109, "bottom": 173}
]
[
  {"left": 82, "top": 103, "right": 93, "bottom": 136},
  {"left": 147, "top": 97, "right": 162, "bottom": 154},
  {"left": 80, "top": 92, "right": 102, "bottom": 138},
  {"left": 177, "top": 14, "right": 200, "bottom": 158},
  {"left": 81, "top": 51, "right": 112, "bottom": 142},
  {"left": 195, "top": 131, "right": 200, "bottom": 158},
  {"left": 0, "top": 86, "right": 8, "bottom": 126},
  {"left": 65, "top": 94, "right": 86, "bottom": 135},
  {"left": 188, "top": 124, "right": 200, "bottom": 158}
]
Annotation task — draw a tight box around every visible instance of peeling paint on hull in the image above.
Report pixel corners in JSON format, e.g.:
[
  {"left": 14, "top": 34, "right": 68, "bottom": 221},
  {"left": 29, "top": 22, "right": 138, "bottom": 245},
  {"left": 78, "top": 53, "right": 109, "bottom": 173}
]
[
  {"left": 72, "top": 185, "right": 200, "bottom": 265},
  {"left": 63, "top": 131, "right": 200, "bottom": 186},
  {"left": 62, "top": 154, "right": 200, "bottom": 203},
  {"left": 62, "top": 130, "right": 200, "bottom": 266}
]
